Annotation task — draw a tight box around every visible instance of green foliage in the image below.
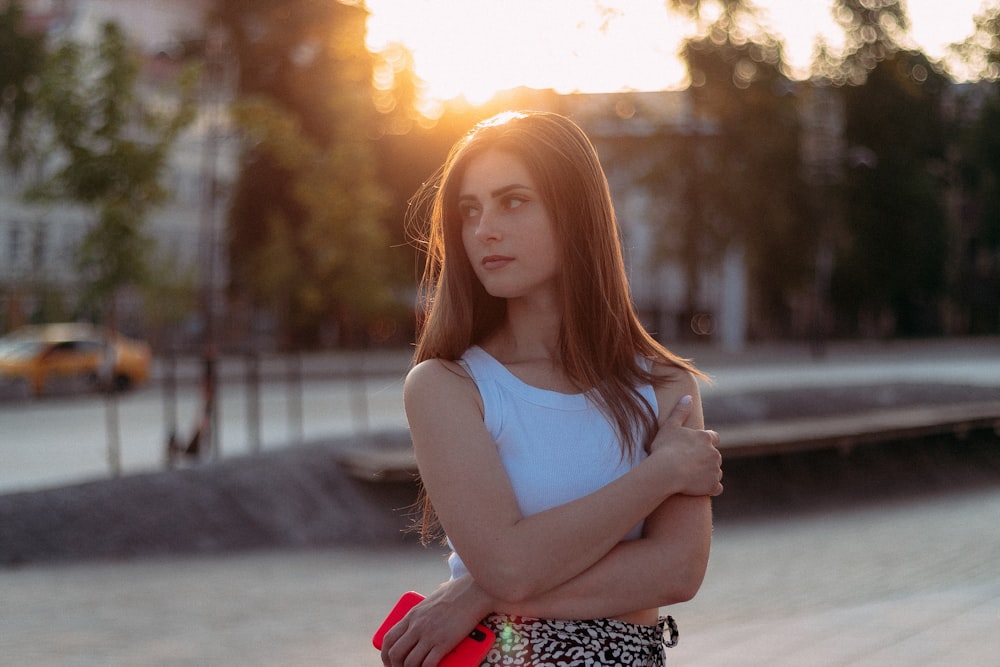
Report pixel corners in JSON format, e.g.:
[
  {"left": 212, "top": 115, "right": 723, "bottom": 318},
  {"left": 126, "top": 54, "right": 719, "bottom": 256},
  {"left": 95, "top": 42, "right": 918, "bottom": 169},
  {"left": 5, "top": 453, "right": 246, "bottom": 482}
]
[
  {"left": 26, "top": 21, "right": 196, "bottom": 321},
  {"left": 653, "top": 1, "right": 812, "bottom": 335},
  {"left": 74, "top": 205, "right": 154, "bottom": 314},
  {"left": 950, "top": 6, "right": 1000, "bottom": 332},
  {"left": 0, "top": 2, "right": 46, "bottom": 170},
  {"left": 232, "top": 97, "right": 390, "bottom": 335},
  {"left": 833, "top": 59, "right": 949, "bottom": 335},
  {"left": 371, "top": 41, "right": 426, "bottom": 137},
  {"left": 952, "top": 3, "right": 1000, "bottom": 81},
  {"left": 831, "top": 0, "right": 909, "bottom": 84},
  {"left": 217, "top": 0, "right": 393, "bottom": 347},
  {"left": 824, "top": 1, "right": 951, "bottom": 335},
  {"left": 140, "top": 247, "right": 198, "bottom": 336}
]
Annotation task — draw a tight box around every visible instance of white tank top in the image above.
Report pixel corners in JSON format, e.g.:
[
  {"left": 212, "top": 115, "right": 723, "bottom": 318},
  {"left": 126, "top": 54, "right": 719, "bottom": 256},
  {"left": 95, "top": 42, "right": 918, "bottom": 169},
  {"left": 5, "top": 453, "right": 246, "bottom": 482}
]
[{"left": 448, "top": 345, "right": 658, "bottom": 580}]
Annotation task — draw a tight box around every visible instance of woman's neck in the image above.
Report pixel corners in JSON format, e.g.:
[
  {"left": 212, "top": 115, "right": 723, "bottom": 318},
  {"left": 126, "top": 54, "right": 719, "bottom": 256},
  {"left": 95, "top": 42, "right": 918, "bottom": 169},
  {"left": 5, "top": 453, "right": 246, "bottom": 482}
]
[
  {"left": 482, "top": 307, "right": 586, "bottom": 394},
  {"left": 485, "top": 296, "right": 561, "bottom": 363}
]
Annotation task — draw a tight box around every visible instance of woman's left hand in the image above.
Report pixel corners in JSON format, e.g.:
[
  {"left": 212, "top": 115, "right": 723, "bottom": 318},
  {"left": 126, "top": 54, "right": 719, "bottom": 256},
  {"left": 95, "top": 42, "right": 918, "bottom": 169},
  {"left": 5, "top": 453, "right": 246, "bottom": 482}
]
[{"left": 381, "top": 576, "right": 493, "bottom": 667}]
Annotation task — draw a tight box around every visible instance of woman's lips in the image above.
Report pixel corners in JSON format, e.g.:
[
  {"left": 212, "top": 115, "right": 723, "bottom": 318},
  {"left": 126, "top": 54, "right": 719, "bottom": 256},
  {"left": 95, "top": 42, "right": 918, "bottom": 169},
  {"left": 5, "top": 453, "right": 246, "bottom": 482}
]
[{"left": 482, "top": 255, "right": 513, "bottom": 270}]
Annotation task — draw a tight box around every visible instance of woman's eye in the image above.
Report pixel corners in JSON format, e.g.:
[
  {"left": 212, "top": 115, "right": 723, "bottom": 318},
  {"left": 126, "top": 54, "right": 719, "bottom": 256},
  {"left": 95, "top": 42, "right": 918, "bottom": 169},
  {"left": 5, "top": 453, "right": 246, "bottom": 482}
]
[
  {"left": 459, "top": 203, "right": 480, "bottom": 219},
  {"left": 503, "top": 196, "right": 525, "bottom": 210}
]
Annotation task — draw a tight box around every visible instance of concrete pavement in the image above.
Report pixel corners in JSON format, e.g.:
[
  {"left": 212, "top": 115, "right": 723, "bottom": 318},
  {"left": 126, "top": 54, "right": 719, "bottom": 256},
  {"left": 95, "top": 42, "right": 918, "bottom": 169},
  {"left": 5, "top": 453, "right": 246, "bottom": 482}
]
[{"left": 3, "top": 480, "right": 999, "bottom": 666}]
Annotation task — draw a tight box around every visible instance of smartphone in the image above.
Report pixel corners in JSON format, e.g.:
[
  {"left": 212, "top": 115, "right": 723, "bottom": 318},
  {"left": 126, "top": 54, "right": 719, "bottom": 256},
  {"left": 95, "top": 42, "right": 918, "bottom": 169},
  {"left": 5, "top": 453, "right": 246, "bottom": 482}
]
[{"left": 372, "top": 591, "right": 495, "bottom": 667}]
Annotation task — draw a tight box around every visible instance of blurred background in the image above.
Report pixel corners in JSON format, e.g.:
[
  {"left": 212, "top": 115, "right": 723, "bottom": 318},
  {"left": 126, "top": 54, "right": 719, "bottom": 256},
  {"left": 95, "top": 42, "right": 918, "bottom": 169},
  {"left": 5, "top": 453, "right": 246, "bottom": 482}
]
[
  {"left": 2, "top": 0, "right": 998, "bottom": 355},
  {"left": 2, "top": 3, "right": 1000, "bottom": 664}
]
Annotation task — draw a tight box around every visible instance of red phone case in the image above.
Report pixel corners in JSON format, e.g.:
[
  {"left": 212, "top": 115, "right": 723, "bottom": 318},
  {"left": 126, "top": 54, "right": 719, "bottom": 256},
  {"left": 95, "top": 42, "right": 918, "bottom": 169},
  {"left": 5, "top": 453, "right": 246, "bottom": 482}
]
[{"left": 372, "top": 591, "right": 495, "bottom": 667}]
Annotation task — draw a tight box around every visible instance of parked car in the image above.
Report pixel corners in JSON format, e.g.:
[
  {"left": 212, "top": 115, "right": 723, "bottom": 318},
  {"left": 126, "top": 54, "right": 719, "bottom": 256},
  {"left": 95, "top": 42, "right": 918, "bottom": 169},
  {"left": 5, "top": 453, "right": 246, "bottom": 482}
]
[{"left": 0, "top": 323, "right": 151, "bottom": 396}]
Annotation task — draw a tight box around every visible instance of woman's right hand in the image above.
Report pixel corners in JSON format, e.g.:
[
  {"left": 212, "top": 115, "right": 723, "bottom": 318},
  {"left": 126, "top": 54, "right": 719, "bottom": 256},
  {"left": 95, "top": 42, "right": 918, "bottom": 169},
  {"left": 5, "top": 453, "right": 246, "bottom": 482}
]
[
  {"left": 381, "top": 576, "right": 493, "bottom": 667},
  {"left": 648, "top": 395, "right": 724, "bottom": 498}
]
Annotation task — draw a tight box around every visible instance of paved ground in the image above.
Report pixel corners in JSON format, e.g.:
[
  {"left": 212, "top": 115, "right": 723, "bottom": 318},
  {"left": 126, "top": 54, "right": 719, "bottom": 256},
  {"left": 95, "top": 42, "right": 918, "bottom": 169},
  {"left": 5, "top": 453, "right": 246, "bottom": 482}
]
[
  {"left": 3, "top": 473, "right": 998, "bottom": 666},
  {"left": 2, "top": 338, "right": 999, "bottom": 665}
]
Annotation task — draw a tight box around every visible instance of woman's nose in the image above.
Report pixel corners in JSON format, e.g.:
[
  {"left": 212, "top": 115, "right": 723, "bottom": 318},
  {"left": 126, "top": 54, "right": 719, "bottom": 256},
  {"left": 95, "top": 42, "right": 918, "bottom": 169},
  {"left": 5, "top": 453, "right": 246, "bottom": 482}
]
[{"left": 474, "top": 209, "right": 500, "bottom": 241}]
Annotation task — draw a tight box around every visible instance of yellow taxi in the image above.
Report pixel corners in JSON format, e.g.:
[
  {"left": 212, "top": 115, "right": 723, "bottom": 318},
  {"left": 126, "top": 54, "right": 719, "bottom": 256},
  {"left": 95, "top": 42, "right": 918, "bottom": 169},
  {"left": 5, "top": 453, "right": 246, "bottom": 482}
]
[{"left": 0, "top": 323, "right": 151, "bottom": 396}]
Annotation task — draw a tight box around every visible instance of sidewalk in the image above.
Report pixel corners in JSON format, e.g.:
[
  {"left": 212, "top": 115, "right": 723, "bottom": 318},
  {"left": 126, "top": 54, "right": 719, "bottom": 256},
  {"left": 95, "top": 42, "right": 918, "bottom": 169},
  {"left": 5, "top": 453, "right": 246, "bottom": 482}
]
[{"left": 4, "top": 482, "right": 999, "bottom": 666}]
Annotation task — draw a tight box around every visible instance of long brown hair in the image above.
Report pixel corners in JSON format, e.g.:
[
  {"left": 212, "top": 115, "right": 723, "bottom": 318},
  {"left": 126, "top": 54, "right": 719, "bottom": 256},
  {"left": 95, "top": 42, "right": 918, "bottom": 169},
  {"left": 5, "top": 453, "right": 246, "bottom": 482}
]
[{"left": 408, "top": 111, "right": 703, "bottom": 539}]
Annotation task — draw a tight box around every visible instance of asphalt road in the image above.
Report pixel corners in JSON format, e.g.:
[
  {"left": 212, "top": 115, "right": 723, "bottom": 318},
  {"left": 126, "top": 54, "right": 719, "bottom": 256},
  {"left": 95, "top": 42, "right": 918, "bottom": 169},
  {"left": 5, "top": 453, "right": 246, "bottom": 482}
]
[
  {"left": 0, "top": 371, "right": 410, "bottom": 494},
  {"left": 3, "top": 337, "right": 1000, "bottom": 494}
]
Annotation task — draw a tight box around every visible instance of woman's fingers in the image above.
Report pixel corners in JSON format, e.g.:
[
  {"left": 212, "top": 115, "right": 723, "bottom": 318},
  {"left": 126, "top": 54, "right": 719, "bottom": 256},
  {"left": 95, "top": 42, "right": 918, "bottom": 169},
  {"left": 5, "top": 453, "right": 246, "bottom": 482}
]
[{"left": 662, "top": 394, "right": 694, "bottom": 427}]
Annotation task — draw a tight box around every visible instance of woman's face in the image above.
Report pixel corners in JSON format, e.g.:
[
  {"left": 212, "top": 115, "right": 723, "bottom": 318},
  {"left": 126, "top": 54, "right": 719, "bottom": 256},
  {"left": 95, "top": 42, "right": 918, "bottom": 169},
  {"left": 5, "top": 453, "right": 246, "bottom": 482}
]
[{"left": 457, "top": 149, "right": 560, "bottom": 302}]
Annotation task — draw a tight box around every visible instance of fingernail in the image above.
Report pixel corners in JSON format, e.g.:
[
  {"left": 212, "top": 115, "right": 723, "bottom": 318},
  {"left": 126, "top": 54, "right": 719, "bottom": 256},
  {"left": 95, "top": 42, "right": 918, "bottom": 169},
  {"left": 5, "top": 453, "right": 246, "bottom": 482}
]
[{"left": 679, "top": 395, "right": 692, "bottom": 406}]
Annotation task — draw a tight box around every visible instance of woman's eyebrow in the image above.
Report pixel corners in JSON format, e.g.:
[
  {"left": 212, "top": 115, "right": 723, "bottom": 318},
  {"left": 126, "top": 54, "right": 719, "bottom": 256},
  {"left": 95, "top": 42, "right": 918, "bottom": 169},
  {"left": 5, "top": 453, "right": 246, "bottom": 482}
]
[
  {"left": 458, "top": 183, "right": 532, "bottom": 201},
  {"left": 490, "top": 183, "right": 532, "bottom": 198}
]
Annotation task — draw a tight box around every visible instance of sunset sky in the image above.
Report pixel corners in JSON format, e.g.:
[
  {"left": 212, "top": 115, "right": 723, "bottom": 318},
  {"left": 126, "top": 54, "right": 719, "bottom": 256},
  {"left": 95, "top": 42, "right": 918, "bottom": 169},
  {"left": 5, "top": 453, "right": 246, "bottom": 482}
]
[{"left": 365, "top": 0, "right": 989, "bottom": 113}]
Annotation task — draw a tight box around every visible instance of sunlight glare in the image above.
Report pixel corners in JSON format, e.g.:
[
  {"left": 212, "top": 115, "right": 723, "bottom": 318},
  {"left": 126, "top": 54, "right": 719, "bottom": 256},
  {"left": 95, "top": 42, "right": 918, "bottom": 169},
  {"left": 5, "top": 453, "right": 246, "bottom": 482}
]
[
  {"left": 365, "top": 0, "right": 989, "bottom": 113},
  {"left": 365, "top": 0, "right": 689, "bottom": 111}
]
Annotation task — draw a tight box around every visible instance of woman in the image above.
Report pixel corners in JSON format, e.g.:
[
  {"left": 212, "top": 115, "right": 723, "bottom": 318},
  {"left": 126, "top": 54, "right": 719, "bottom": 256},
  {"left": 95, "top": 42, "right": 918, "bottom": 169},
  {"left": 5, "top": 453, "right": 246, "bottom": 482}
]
[{"left": 382, "top": 111, "right": 723, "bottom": 667}]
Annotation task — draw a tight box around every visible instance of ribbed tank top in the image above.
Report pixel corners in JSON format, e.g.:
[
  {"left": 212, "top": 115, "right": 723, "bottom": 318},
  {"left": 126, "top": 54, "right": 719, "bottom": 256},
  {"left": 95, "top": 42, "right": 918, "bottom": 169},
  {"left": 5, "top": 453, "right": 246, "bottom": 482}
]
[{"left": 447, "top": 345, "right": 658, "bottom": 580}]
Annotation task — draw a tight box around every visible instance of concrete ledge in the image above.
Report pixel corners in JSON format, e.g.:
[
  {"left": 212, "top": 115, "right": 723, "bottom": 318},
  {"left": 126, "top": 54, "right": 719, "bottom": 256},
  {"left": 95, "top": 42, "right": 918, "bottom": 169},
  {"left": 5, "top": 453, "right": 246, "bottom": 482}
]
[
  {"left": 337, "top": 448, "right": 418, "bottom": 483},
  {"left": 337, "top": 400, "right": 1000, "bottom": 480},
  {"left": 720, "top": 401, "right": 1000, "bottom": 458}
]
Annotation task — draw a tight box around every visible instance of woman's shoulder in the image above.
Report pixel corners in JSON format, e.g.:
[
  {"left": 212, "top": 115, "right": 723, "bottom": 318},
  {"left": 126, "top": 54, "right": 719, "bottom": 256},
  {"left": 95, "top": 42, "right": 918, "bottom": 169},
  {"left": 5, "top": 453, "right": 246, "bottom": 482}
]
[
  {"left": 407, "top": 356, "right": 469, "bottom": 384},
  {"left": 648, "top": 359, "right": 702, "bottom": 396},
  {"left": 405, "top": 356, "right": 478, "bottom": 401},
  {"left": 404, "top": 357, "right": 485, "bottom": 424}
]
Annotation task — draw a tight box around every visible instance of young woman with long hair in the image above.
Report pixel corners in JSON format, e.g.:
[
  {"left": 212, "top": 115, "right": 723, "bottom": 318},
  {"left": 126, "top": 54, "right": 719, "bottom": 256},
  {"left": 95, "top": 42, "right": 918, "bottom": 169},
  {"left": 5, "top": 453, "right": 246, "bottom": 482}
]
[{"left": 381, "top": 110, "right": 723, "bottom": 667}]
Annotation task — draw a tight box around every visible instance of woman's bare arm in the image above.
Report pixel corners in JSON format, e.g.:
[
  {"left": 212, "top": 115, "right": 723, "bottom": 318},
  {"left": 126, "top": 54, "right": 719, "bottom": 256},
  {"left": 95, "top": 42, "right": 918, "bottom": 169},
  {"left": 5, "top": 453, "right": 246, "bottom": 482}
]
[
  {"left": 438, "top": 371, "right": 714, "bottom": 620},
  {"left": 405, "top": 359, "right": 720, "bottom": 604},
  {"left": 383, "top": 364, "right": 719, "bottom": 666}
]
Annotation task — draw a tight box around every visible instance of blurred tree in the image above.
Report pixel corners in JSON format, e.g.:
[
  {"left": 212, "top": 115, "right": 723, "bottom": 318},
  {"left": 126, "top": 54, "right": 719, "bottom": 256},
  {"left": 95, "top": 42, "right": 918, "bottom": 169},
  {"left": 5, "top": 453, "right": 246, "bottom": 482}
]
[
  {"left": 950, "top": 5, "right": 1000, "bottom": 332},
  {"left": 953, "top": 89, "right": 1000, "bottom": 333},
  {"left": 827, "top": 0, "right": 949, "bottom": 336},
  {"left": 830, "top": 0, "right": 909, "bottom": 85},
  {"left": 951, "top": 2, "right": 1000, "bottom": 81},
  {"left": 27, "top": 21, "right": 196, "bottom": 326},
  {"left": 0, "top": 1, "right": 46, "bottom": 170},
  {"left": 367, "top": 39, "right": 446, "bottom": 340},
  {"left": 21, "top": 20, "right": 196, "bottom": 474},
  {"left": 371, "top": 40, "right": 425, "bottom": 138},
  {"left": 232, "top": 96, "right": 391, "bottom": 343},
  {"left": 668, "top": 0, "right": 746, "bottom": 26},
  {"left": 141, "top": 248, "right": 199, "bottom": 349},
  {"left": 661, "top": 0, "right": 813, "bottom": 338},
  {"left": 214, "top": 0, "right": 392, "bottom": 348}
]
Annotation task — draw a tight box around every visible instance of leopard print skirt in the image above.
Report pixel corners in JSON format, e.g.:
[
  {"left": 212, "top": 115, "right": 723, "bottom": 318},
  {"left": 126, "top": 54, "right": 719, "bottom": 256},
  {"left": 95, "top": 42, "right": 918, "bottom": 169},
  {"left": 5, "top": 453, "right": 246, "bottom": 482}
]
[{"left": 478, "top": 614, "right": 678, "bottom": 666}]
